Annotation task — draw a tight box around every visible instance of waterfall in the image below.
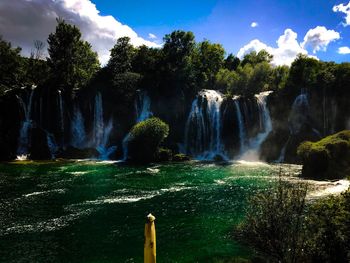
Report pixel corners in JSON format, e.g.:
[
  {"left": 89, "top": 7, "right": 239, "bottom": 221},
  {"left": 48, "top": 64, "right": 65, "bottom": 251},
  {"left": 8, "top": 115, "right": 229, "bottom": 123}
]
[
  {"left": 135, "top": 91, "right": 153, "bottom": 122},
  {"left": 93, "top": 93, "right": 104, "bottom": 147},
  {"left": 46, "top": 132, "right": 58, "bottom": 159},
  {"left": 70, "top": 105, "right": 86, "bottom": 149},
  {"left": 16, "top": 89, "right": 35, "bottom": 159},
  {"left": 233, "top": 97, "right": 246, "bottom": 153},
  {"left": 122, "top": 91, "right": 153, "bottom": 160},
  {"left": 184, "top": 89, "right": 226, "bottom": 160},
  {"left": 239, "top": 91, "right": 273, "bottom": 161},
  {"left": 92, "top": 92, "right": 116, "bottom": 160},
  {"left": 58, "top": 90, "right": 64, "bottom": 133},
  {"left": 289, "top": 89, "right": 309, "bottom": 135},
  {"left": 276, "top": 137, "right": 290, "bottom": 163}
]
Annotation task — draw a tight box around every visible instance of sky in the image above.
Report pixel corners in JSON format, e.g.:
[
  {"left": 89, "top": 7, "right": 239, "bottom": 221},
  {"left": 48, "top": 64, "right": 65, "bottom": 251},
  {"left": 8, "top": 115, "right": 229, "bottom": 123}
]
[{"left": 1, "top": 0, "right": 350, "bottom": 65}]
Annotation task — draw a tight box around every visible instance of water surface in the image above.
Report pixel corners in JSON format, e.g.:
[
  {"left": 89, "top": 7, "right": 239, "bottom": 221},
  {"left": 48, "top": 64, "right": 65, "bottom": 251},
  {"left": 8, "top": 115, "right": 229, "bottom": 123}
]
[{"left": 0, "top": 160, "right": 301, "bottom": 262}]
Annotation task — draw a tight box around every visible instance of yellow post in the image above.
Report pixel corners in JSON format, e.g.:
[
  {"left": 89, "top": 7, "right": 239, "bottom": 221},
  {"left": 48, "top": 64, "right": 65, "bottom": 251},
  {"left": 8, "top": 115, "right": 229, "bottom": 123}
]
[{"left": 144, "top": 213, "right": 156, "bottom": 263}]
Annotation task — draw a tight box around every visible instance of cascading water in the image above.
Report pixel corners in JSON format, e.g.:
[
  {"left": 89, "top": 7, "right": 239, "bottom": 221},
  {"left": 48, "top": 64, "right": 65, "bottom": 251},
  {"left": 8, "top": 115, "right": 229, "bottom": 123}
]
[
  {"left": 233, "top": 97, "right": 246, "bottom": 154},
  {"left": 276, "top": 137, "right": 290, "bottom": 163},
  {"left": 184, "top": 89, "right": 226, "bottom": 160},
  {"left": 58, "top": 90, "right": 64, "bottom": 133},
  {"left": 46, "top": 132, "right": 58, "bottom": 159},
  {"left": 239, "top": 91, "right": 273, "bottom": 161},
  {"left": 122, "top": 91, "right": 153, "bottom": 160},
  {"left": 16, "top": 89, "right": 35, "bottom": 159},
  {"left": 288, "top": 89, "right": 309, "bottom": 135},
  {"left": 70, "top": 105, "right": 86, "bottom": 149},
  {"left": 135, "top": 91, "right": 153, "bottom": 122},
  {"left": 92, "top": 92, "right": 116, "bottom": 160},
  {"left": 277, "top": 89, "right": 321, "bottom": 162}
]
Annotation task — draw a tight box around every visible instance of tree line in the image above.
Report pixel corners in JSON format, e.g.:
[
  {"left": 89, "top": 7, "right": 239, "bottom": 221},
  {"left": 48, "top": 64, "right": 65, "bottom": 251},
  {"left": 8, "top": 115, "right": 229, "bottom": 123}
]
[{"left": 1, "top": 18, "right": 350, "bottom": 103}]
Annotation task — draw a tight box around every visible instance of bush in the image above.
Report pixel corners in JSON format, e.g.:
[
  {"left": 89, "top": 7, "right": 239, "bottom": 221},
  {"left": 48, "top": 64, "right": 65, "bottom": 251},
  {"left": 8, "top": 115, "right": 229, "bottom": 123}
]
[
  {"left": 306, "top": 190, "right": 350, "bottom": 262},
  {"left": 235, "top": 179, "right": 309, "bottom": 263},
  {"left": 128, "top": 117, "right": 169, "bottom": 163},
  {"left": 236, "top": 178, "right": 350, "bottom": 263},
  {"left": 297, "top": 130, "right": 350, "bottom": 179}
]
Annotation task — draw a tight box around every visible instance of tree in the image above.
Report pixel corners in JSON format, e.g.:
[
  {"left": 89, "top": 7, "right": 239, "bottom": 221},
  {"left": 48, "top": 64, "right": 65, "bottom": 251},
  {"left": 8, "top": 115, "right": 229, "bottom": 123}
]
[
  {"left": 160, "top": 31, "right": 196, "bottom": 95},
  {"left": 224, "top": 53, "right": 240, "bottom": 71},
  {"left": 286, "top": 54, "right": 322, "bottom": 92},
  {"left": 241, "top": 50, "right": 273, "bottom": 67},
  {"left": 25, "top": 40, "right": 49, "bottom": 86},
  {"left": 194, "top": 40, "right": 225, "bottom": 89},
  {"left": 132, "top": 45, "right": 161, "bottom": 90},
  {"left": 47, "top": 18, "right": 100, "bottom": 93},
  {"left": 214, "top": 68, "right": 239, "bottom": 94},
  {"left": 0, "top": 36, "right": 24, "bottom": 93},
  {"left": 270, "top": 65, "right": 289, "bottom": 91},
  {"left": 107, "top": 37, "right": 135, "bottom": 74}
]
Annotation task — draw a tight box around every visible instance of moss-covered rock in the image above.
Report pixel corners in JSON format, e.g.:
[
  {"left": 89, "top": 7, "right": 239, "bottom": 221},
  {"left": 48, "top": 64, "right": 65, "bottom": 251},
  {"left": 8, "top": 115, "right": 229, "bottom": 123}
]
[
  {"left": 173, "top": 153, "right": 190, "bottom": 162},
  {"left": 297, "top": 130, "right": 350, "bottom": 179},
  {"left": 156, "top": 148, "right": 172, "bottom": 162}
]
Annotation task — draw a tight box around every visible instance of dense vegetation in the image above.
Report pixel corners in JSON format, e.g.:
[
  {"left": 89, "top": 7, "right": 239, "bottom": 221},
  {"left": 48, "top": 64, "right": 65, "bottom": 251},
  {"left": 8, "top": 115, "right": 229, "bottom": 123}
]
[
  {"left": 0, "top": 18, "right": 350, "bottom": 164},
  {"left": 236, "top": 179, "right": 350, "bottom": 263},
  {"left": 1, "top": 18, "right": 349, "bottom": 100},
  {"left": 127, "top": 117, "right": 169, "bottom": 163},
  {"left": 298, "top": 130, "right": 350, "bottom": 179}
]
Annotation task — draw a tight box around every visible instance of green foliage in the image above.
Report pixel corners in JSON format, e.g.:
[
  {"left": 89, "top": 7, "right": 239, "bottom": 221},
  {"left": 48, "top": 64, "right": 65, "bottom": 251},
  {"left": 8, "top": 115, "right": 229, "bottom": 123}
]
[
  {"left": 160, "top": 30, "right": 196, "bottom": 96},
  {"left": 236, "top": 179, "right": 309, "bottom": 263},
  {"left": 237, "top": 179, "right": 350, "bottom": 263},
  {"left": 241, "top": 50, "right": 273, "bottom": 67},
  {"left": 193, "top": 40, "right": 225, "bottom": 89},
  {"left": 0, "top": 36, "right": 24, "bottom": 93},
  {"left": 297, "top": 130, "right": 350, "bottom": 179},
  {"left": 47, "top": 19, "right": 100, "bottom": 93},
  {"left": 215, "top": 68, "right": 239, "bottom": 93},
  {"left": 128, "top": 117, "right": 169, "bottom": 163},
  {"left": 108, "top": 37, "right": 135, "bottom": 74},
  {"left": 224, "top": 54, "right": 240, "bottom": 71},
  {"left": 286, "top": 54, "right": 322, "bottom": 90},
  {"left": 228, "top": 60, "right": 273, "bottom": 96},
  {"left": 270, "top": 65, "right": 289, "bottom": 91},
  {"left": 306, "top": 190, "right": 350, "bottom": 262}
]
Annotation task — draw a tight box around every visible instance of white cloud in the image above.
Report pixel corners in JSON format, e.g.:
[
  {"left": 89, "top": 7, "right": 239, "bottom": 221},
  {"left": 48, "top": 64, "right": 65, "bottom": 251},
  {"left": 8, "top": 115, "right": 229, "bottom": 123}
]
[
  {"left": 301, "top": 26, "right": 340, "bottom": 53},
  {"left": 251, "top": 22, "right": 258, "bottom": 28},
  {"left": 148, "top": 33, "right": 157, "bottom": 39},
  {"left": 237, "top": 27, "right": 339, "bottom": 66},
  {"left": 338, "top": 46, "right": 350, "bottom": 54},
  {"left": 0, "top": 0, "right": 160, "bottom": 64},
  {"left": 333, "top": 1, "right": 350, "bottom": 26},
  {"left": 237, "top": 29, "right": 307, "bottom": 66},
  {"left": 237, "top": 39, "right": 271, "bottom": 58}
]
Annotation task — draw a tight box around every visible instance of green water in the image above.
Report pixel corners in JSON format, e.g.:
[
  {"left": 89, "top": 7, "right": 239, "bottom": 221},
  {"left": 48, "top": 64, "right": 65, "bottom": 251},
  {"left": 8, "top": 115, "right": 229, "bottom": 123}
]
[{"left": 0, "top": 160, "right": 301, "bottom": 262}]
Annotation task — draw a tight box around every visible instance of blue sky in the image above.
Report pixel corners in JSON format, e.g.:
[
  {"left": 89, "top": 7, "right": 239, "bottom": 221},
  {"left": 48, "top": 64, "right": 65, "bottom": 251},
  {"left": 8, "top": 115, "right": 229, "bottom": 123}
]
[
  {"left": 93, "top": 0, "right": 350, "bottom": 63},
  {"left": 1, "top": 0, "right": 349, "bottom": 64}
]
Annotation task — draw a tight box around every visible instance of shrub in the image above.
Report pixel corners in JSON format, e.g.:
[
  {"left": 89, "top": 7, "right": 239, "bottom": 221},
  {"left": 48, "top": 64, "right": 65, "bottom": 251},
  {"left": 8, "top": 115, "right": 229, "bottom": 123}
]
[
  {"left": 306, "top": 190, "right": 350, "bottom": 262},
  {"left": 127, "top": 117, "right": 169, "bottom": 163},
  {"left": 235, "top": 179, "right": 309, "bottom": 263}
]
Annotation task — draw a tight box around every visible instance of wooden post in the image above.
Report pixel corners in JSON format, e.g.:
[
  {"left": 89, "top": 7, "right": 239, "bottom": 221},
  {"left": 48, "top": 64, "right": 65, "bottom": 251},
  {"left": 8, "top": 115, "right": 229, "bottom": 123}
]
[{"left": 144, "top": 213, "right": 156, "bottom": 263}]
